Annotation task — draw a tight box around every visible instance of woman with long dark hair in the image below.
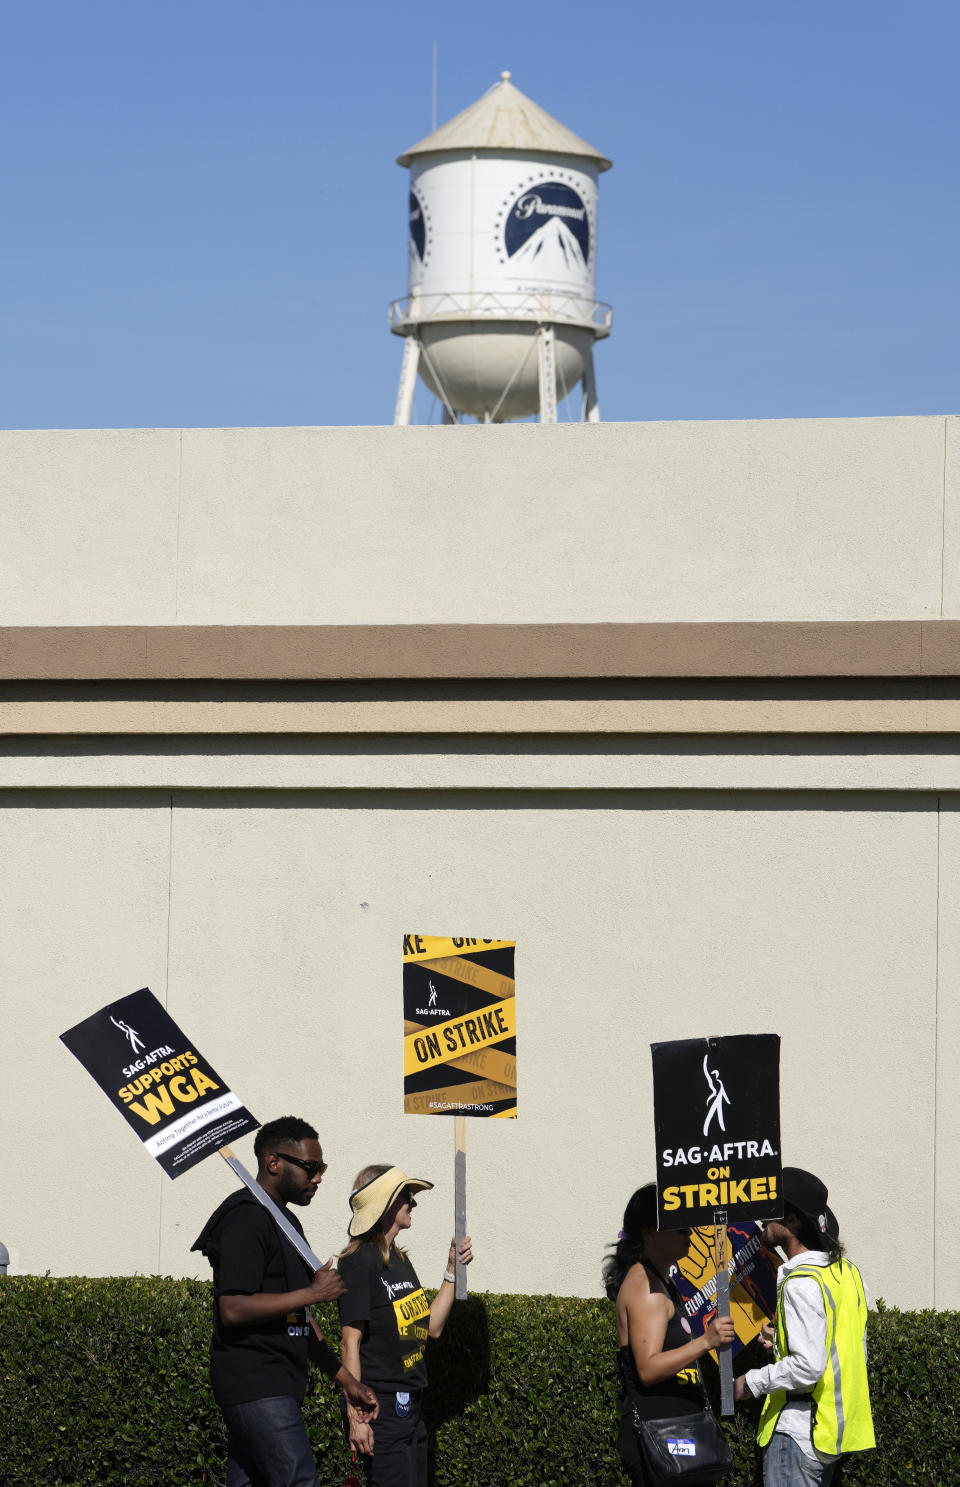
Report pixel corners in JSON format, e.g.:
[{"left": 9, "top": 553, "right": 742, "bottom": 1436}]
[
  {"left": 337, "top": 1163, "right": 473, "bottom": 1487},
  {"left": 605, "top": 1184, "right": 735, "bottom": 1485}
]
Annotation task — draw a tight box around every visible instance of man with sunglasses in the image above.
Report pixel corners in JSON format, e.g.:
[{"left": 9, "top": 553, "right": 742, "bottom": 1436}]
[{"left": 193, "top": 1115, "right": 379, "bottom": 1487}]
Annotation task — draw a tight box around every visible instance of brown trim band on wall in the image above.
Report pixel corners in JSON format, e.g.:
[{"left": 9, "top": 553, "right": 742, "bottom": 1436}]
[{"left": 2, "top": 621, "right": 960, "bottom": 681}]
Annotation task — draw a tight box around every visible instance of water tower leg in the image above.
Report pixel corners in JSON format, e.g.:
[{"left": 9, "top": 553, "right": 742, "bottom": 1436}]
[
  {"left": 394, "top": 336, "right": 421, "bottom": 425},
  {"left": 582, "top": 348, "right": 600, "bottom": 422},
  {"left": 537, "top": 326, "right": 558, "bottom": 424},
  {"left": 442, "top": 405, "right": 457, "bottom": 424}
]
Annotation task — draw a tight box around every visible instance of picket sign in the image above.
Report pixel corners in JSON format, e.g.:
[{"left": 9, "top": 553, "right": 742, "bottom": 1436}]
[
  {"left": 402, "top": 936, "right": 519, "bottom": 1304},
  {"left": 61, "top": 991, "right": 331, "bottom": 1325},
  {"left": 650, "top": 1033, "right": 782, "bottom": 1419}
]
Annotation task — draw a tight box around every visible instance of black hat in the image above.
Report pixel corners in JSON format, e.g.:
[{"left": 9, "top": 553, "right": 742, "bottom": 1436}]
[{"left": 781, "top": 1166, "right": 838, "bottom": 1241}]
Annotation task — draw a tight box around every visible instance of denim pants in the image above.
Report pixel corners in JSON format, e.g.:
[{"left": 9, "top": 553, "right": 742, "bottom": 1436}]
[
  {"left": 221, "top": 1395, "right": 319, "bottom": 1487},
  {"left": 763, "top": 1431, "right": 837, "bottom": 1487}
]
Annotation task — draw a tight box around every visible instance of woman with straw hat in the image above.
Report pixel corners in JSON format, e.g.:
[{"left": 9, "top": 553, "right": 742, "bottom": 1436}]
[{"left": 338, "top": 1163, "right": 473, "bottom": 1486}]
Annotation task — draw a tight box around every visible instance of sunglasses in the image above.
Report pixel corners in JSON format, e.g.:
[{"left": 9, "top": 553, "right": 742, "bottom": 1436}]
[{"left": 277, "top": 1152, "right": 328, "bottom": 1181}]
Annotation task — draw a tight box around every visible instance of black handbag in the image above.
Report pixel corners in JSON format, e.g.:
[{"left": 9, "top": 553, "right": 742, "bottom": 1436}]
[
  {"left": 621, "top": 1266, "right": 734, "bottom": 1485},
  {"left": 632, "top": 1401, "right": 733, "bottom": 1484}
]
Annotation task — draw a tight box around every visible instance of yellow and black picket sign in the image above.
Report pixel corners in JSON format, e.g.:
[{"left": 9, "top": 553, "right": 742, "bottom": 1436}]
[
  {"left": 403, "top": 935, "right": 517, "bottom": 1298},
  {"left": 402, "top": 936, "right": 517, "bottom": 1119}
]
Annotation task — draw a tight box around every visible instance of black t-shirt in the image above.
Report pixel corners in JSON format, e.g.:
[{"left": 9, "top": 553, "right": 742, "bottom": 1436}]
[
  {"left": 338, "top": 1245, "right": 429, "bottom": 1393},
  {"left": 617, "top": 1263, "right": 705, "bottom": 1420},
  {"left": 192, "top": 1190, "right": 314, "bottom": 1407}
]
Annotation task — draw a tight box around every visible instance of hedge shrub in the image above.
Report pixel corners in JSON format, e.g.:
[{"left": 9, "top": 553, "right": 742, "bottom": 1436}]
[{"left": 1, "top": 1279, "right": 957, "bottom": 1486}]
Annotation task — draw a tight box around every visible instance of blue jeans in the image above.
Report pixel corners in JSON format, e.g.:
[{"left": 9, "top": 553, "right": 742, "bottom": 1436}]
[
  {"left": 221, "top": 1395, "right": 319, "bottom": 1487},
  {"left": 763, "top": 1432, "right": 837, "bottom": 1487}
]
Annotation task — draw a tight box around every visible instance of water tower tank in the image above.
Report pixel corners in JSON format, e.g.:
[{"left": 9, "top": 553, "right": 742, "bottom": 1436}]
[{"left": 391, "top": 72, "right": 613, "bottom": 424}]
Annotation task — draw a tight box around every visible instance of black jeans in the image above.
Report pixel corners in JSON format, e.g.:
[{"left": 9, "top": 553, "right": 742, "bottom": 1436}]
[
  {"left": 351, "top": 1391, "right": 428, "bottom": 1487},
  {"left": 221, "top": 1394, "right": 319, "bottom": 1487}
]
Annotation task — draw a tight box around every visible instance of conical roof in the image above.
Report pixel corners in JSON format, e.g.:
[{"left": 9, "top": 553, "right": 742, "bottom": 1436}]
[{"left": 397, "top": 72, "right": 612, "bottom": 172}]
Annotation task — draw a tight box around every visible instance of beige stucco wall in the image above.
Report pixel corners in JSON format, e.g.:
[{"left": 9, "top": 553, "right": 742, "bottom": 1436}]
[
  {"left": 0, "top": 416, "right": 956, "bottom": 625},
  {"left": 0, "top": 786, "right": 952, "bottom": 1309},
  {"left": 1, "top": 416, "right": 957, "bottom": 1311}
]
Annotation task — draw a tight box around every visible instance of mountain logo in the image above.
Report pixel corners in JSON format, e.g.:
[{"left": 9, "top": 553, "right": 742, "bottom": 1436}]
[
  {"left": 503, "top": 181, "right": 590, "bottom": 271},
  {"left": 409, "top": 190, "right": 427, "bottom": 262}
]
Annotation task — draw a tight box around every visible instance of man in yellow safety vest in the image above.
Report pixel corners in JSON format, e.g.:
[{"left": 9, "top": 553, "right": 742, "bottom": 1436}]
[{"left": 733, "top": 1167, "right": 875, "bottom": 1486}]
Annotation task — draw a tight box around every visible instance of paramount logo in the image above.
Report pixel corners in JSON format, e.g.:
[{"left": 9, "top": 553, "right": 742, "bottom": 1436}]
[
  {"left": 504, "top": 180, "right": 590, "bottom": 269},
  {"left": 514, "top": 192, "right": 586, "bottom": 222}
]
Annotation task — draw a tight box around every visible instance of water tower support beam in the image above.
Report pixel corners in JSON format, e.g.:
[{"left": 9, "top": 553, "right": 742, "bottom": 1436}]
[
  {"left": 418, "top": 339, "right": 458, "bottom": 424},
  {"left": 582, "top": 348, "right": 600, "bottom": 423},
  {"left": 394, "top": 336, "right": 421, "bottom": 426},
  {"left": 537, "top": 326, "right": 558, "bottom": 424}
]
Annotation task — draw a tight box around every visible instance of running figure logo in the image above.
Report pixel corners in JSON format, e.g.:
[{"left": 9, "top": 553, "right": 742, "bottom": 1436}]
[
  {"left": 702, "top": 1053, "right": 730, "bottom": 1137},
  {"left": 111, "top": 1015, "right": 145, "bottom": 1054}
]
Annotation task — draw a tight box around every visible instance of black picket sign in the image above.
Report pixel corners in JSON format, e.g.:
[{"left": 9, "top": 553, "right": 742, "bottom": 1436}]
[
  {"left": 651, "top": 1034, "right": 782, "bottom": 1230},
  {"left": 61, "top": 987, "right": 259, "bottom": 1177}
]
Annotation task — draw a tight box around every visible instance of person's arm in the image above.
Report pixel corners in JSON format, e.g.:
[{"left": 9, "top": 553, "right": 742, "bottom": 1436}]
[
  {"left": 623, "top": 1269, "right": 734, "bottom": 1387},
  {"left": 308, "top": 1314, "right": 379, "bottom": 1419},
  {"left": 739, "top": 1276, "right": 827, "bottom": 1400},
  {"left": 341, "top": 1322, "right": 376, "bottom": 1457},
  {"left": 427, "top": 1236, "right": 473, "bottom": 1339},
  {"left": 219, "top": 1258, "right": 344, "bottom": 1327}
]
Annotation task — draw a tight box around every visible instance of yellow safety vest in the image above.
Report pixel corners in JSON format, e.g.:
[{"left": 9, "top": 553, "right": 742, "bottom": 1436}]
[{"left": 757, "top": 1258, "right": 875, "bottom": 1456}]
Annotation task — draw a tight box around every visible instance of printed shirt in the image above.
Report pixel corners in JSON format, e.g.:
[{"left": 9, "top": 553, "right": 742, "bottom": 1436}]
[
  {"left": 338, "top": 1246, "right": 430, "bottom": 1393},
  {"left": 196, "top": 1193, "right": 313, "bottom": 1407}
]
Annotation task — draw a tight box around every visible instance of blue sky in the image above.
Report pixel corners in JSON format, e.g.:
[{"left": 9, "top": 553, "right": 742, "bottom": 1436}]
[{"left": 1, "top": 0, "right": 956, "bottom": 428}]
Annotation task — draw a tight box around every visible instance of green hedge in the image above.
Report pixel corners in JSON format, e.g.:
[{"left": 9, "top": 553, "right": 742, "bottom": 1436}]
[{"left": 1, "top": 1279, "right": 957, "bottom": 1486}]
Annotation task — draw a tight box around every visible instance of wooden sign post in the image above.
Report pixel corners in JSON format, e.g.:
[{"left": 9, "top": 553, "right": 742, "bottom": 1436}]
[
  {"left": 713, "top": 1209, "right": 734, "bottom": 1416},
  {"left": 454, "top": 1115, "right": 468, "bottom": 1299},
  {"left": 218, "top": 1144, "right": 323, "bottom": 1271}
]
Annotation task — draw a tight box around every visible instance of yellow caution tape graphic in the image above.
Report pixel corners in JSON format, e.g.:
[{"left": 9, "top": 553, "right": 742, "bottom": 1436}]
[
  {"left": 403, "top": 1021, "right": 517, "bottom": 1089},
  {"left": 403, "top": 936, "right": 514, "bottom": 964},
  {"left": 420, "top": 955, "right": 515, "bottom": 1002},
  {"left": 403, "top": 1077, "right": 516, "bottom": 1115},
  {"left": 403, "top": 997, "right": 516, "bottom": 1077}
]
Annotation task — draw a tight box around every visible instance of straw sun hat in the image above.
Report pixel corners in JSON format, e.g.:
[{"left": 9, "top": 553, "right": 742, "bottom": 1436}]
[{"left": 347, "top": 1165, "right": 434, "bottom": 1239}]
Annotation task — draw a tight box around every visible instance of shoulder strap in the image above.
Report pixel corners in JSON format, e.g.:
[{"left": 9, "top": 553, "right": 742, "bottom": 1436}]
[
  {"left": 643, "top": 1261, "right": 682, "bottom": 1313},
  {"left": 782, "top": 1264, "right": 829, "bottom": 1288}
]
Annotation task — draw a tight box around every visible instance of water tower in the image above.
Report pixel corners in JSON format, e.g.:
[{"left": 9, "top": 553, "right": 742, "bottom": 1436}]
[{"left": 391, "top": 72, "right": 612, "bottom": 424}]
